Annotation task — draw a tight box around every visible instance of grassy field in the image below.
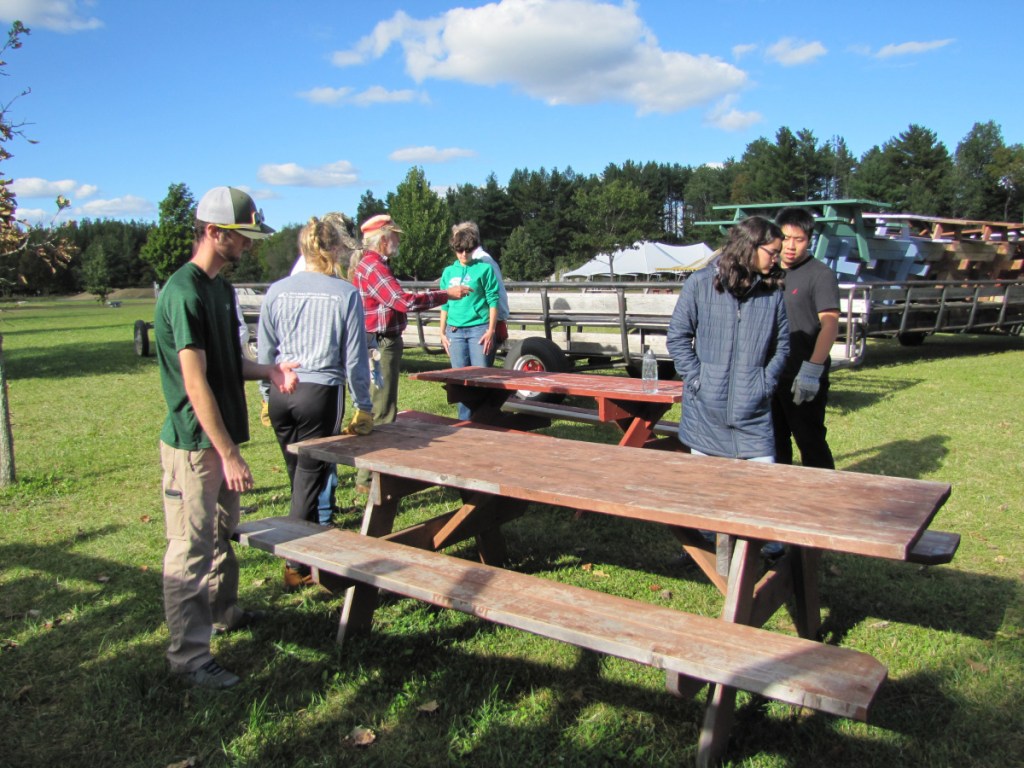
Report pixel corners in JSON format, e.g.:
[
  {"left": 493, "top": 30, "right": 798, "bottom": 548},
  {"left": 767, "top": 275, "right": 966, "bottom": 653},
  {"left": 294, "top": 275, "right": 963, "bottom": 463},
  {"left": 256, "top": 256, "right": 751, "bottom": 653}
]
[{"left": 0, "top": 297, "right": 1021, "bottom": 768}]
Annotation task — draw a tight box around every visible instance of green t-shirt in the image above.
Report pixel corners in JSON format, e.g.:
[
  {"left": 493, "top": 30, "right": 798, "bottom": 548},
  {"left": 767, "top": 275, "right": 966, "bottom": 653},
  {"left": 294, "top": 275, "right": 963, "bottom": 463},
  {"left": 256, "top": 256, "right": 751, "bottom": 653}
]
[
  {"left": 439, "top": 259, "right": 499, "bottom": 327},
  {"left": 154, "top": 262, "right": 249, "bottom": 450}
]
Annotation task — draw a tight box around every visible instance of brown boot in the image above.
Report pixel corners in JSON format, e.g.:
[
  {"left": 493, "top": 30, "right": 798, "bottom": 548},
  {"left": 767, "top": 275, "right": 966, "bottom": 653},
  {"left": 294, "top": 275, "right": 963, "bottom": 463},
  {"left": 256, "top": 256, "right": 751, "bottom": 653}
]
[{"left": 284, "top": 563, "right": 314, "bottom": 591}]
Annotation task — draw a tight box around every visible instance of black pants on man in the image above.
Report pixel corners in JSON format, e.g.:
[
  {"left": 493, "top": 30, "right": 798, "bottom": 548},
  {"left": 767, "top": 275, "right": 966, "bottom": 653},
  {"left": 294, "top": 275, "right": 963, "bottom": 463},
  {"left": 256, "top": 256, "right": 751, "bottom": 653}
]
[{"left": 772, "top": 376, "right": 835, "bottom": 469}]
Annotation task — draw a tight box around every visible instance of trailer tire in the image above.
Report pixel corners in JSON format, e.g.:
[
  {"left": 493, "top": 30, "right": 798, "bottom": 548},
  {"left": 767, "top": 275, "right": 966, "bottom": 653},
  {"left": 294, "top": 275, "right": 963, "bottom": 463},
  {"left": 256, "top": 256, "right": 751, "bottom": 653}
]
[
  {"left": 505, "top": 337, "right": 570, "bottom": 403},
  {"left": 133, "top": 320, "right": 150, "bottom": 357},
  {"left": 897, "top": 331, "right": 927, "bottom": 347}
]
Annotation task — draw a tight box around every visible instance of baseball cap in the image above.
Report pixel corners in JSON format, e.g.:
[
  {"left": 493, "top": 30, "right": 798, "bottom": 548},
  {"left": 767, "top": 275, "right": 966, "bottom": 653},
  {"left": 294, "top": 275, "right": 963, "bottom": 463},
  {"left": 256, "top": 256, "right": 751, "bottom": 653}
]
[
  {"left": 196, "top": 186, "right": 275, "bottom": 239},
  {"left": 360, "top": 213, "right": 403, "bottom": 235}
]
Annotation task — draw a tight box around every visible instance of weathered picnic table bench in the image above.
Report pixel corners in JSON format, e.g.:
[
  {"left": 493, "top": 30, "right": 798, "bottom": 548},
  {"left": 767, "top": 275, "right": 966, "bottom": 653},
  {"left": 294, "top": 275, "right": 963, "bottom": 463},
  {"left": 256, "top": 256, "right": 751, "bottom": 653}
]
[{"left": 234, "top": 419, "right": 956, "bottom": 765}]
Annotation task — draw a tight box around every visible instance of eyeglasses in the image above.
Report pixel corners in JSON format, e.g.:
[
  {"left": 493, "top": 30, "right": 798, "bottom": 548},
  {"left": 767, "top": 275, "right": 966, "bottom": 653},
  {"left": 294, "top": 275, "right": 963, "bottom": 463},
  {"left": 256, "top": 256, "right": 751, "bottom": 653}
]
[
  {"left": 454, "top": 247, "right": 474, "bottom": 254},
  {"left": 759, "top": 245, "right": 781, "bottom": 259}
]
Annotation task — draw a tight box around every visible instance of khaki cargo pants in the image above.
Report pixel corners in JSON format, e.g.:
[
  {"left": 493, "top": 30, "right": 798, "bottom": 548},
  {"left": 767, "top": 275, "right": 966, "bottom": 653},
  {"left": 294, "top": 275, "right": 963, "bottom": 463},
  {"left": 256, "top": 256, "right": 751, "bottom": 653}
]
[{"left": 160, "top": 442, "right": 244, "bottom": 673}]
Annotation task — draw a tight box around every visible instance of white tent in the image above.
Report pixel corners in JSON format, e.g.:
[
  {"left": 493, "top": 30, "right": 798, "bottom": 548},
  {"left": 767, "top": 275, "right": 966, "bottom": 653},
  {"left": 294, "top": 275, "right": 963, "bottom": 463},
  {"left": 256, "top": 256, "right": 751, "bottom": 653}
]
[{"left": 563, "top": 242, "right": 714, "bottom": 280}]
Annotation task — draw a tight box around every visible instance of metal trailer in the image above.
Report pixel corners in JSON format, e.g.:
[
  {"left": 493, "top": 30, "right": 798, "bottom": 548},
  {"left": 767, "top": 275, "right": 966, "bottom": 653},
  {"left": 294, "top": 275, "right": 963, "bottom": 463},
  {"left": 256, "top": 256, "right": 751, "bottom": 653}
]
[
  {"left": 141, "top": 199, "right": 1024, "bottom": 377},
  {"left": 227, "top": 280, "right": 869, "bottom": 386},
  {"left": 702, "top": 199, "right": 1024, "bottom": 346}
]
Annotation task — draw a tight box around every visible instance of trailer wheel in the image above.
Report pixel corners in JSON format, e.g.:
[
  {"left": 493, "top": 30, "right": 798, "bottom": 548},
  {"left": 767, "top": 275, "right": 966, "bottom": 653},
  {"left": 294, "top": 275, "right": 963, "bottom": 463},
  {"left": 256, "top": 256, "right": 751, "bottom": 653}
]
[
  {"left": 242, "top": 337, "right": 258, "bottom": 362},
  {"left": 897, "top": 331, "right": 927, "bottom": 347},
  {"left": 505, "top": 337, "right": 570, "bottom": 403},
  {"left": 133, "top": 320, "right": 150, "bottom": 357}
]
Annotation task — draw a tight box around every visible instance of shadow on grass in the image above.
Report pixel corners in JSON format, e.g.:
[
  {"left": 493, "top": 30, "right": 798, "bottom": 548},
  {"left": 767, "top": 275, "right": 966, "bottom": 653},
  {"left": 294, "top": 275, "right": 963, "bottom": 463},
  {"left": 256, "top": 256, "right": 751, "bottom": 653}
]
[
  {"left": 829, "top": 370, "right": 924, "bottom": 414},
  {"left": 838, "top": 434, "right": 949, "bottom": 478},
  {"left": 2, "top": 524, "right": 1018, "bottom": 767},
  {"left": 860, "top": 333, "right": 1024, "bottom": 370},
  {"left": 817, "top": 552, "right": 1014, "bottom": 643},
  {"left": 6, "top": 339, "right": 157, "bottom": 380}
]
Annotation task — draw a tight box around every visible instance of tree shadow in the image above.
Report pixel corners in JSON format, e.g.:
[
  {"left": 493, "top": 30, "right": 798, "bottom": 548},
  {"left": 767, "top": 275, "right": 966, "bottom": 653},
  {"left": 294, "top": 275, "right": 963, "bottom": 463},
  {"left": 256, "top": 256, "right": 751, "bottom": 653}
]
[{"left": 5, "top": 339, "right": 156, "bottom": 380}]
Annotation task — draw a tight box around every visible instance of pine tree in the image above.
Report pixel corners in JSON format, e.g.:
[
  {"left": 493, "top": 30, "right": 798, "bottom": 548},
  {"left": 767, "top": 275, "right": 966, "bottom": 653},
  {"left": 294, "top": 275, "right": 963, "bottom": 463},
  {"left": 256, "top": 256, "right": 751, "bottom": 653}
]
[{"left": 139, "top": 183, "right": 195, "bottom": 281}]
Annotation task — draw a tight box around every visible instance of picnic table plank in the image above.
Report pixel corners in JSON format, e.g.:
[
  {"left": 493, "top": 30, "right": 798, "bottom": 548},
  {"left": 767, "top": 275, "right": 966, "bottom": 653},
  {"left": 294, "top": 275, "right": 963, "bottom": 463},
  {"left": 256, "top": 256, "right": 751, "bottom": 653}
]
[
  {"left": 296, "top": 421, "right": 951, "bottom": 560},
  {"left": 234, "top": 517, "right": 885, "bottom": 722}
]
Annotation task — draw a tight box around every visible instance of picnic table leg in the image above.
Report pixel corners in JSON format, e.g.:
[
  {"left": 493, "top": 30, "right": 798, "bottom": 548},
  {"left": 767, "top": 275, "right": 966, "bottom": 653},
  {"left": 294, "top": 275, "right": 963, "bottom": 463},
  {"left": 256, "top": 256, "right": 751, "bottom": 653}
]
[
  {"left": 337, "top": 472, "right": 402, "bottom": 645},
  {"left": 790, "top": 547, "right": 822, "bottom": 639},
  {"left": 696, "top": 538, "right": 760, "bottom": 767}
]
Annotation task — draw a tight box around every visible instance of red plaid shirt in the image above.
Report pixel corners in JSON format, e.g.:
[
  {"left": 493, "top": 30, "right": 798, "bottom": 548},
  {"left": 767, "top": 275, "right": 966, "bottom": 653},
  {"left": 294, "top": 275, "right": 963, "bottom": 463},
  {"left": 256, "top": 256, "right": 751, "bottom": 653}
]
[{"left": 354, "top": 250, "right": 449, "bottom": 336}]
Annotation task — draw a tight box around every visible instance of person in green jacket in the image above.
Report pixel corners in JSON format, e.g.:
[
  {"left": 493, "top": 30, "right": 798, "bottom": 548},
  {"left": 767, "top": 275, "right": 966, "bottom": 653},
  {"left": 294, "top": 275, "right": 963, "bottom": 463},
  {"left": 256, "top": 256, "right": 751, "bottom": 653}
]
[{"left": 439, "top": 222, "right": 501, "bottom": 419}]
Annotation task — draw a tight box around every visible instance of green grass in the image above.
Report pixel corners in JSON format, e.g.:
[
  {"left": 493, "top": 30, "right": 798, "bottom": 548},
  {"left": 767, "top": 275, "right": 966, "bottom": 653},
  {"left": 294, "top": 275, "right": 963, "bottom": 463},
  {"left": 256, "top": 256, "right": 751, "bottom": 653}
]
[{"left": 0, "top": 297, "right": 1022, "bottom": 768}]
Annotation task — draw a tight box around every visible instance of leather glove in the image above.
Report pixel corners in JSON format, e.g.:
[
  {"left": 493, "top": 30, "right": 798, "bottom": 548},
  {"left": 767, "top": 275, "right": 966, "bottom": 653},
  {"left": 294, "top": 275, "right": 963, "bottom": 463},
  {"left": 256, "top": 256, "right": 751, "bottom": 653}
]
[
  {"left": 791, "top": 361, "right": 824, "bottom": 405},
  {"left": 342, "top": 410, "right": 374, "bottom": 436},
  {"left": 259, "top": 399, "right": 271, "bottom": 428}
]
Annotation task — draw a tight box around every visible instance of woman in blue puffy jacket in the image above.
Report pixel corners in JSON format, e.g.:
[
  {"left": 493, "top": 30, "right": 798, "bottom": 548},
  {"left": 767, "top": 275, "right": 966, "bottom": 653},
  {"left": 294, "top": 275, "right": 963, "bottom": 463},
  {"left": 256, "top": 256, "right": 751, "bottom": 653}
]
[{"left": 667, "top": 216, "right": 789, "bottom": 461}]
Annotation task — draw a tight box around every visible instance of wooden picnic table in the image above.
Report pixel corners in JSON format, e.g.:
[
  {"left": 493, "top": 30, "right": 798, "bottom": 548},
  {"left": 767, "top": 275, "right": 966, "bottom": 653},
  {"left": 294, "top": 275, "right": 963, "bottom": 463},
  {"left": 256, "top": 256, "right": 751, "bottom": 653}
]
[
  {"left": 409, "top": 366, "right": 684, "bottom": 448},
  {"left": 295, "top": 419, "right": 951, "bottom": 635},
  {"left": 270, "top": 418, "right": 954, "bottom": 766}
]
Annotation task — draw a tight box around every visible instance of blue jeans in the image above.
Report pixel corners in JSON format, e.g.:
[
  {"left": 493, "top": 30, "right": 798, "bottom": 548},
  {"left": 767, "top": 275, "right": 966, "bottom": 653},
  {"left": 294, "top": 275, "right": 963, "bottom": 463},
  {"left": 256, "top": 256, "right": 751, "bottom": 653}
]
[
  {"left": 317, "top": 468, "right": 337, "bottom": 525},
  {"left": 446, "top": 323, "right": 490, "bottom": 420}
]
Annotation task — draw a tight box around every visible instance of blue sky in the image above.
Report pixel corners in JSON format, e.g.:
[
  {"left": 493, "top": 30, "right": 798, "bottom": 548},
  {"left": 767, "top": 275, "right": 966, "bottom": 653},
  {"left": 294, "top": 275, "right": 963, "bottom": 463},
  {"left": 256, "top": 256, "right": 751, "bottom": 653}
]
[{"left": 3, "top": 0, "right": 1021, "bottom": 229}]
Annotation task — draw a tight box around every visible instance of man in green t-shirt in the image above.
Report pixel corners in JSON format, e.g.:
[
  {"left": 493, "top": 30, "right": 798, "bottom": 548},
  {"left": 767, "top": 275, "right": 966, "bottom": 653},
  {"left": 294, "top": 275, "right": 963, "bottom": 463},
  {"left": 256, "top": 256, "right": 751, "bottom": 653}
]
[{"left": 155, "top": 186, "right": 298, "bottom": 689}]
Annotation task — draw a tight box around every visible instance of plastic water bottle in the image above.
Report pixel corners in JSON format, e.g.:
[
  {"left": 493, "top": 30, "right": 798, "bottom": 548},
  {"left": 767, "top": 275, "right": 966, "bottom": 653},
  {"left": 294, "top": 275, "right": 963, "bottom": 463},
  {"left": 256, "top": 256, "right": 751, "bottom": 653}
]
[{"left": 642, "top": 346, "right": 659, "bottom": 393}]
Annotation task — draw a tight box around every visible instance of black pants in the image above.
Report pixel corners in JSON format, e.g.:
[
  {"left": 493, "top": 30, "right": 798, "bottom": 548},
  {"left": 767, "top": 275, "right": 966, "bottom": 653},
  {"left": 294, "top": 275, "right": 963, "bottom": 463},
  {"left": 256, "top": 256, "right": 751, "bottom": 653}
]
[
  {"left": 269, "top": 382, "right": 344, "bottom": 523},
  {"left": 772, "top": 376, "right": 835, "bottom": 469}
]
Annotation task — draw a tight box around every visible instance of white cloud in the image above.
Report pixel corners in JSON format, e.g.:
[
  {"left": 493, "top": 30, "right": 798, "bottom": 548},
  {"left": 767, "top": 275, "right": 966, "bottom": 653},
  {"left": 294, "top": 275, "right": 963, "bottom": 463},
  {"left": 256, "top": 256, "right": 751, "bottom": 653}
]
[
  {"left": 766, "top": 37, "right": 827, "bottom": 66},
  {"left": 297, "top": 86, "right": 355, "bottom": 105},
  {"left": 732, "top": 43, "right": 756, "bottom": 60},
  {"left": 13, "top": 207, "right": 53, "bottom": 225},
  {"left": 297, "top": 85, "right": 427, "bottom": 107},
  {"left": 875, "top": 39, "right": 954, "bottom": 59},
  {"left": 78, "top": 195, "right": 153, "bottom": 218},
  {"left": 351, "top": 86, "right": 427, "bottom": 106},
  {"left": 704, "top": 95, "right": 761, "bottom": 131},
  {"left": 11, "top": 177, "right": 97, "bottom": 199},
  {"left": 0, "top": 0, "right": 102, "bottom": 33},
  {"left": 389, "top": 146, "right": 476, "bottom": 163},
  {"left": 332, "top": 0, "right": 747, "bottom": 115},
  {"left": 235, "top": 186, "right": 278, "bottom": 201},
  {"left": 258, "top": 161, "right": 359, "bottom": 188}
]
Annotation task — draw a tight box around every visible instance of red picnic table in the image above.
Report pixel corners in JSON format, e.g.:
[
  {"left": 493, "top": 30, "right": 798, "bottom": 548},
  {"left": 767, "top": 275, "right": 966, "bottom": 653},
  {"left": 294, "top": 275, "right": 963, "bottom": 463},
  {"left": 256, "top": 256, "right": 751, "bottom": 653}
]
[{"left": 409, "top": 366, "right": 683, "bottom": 449}]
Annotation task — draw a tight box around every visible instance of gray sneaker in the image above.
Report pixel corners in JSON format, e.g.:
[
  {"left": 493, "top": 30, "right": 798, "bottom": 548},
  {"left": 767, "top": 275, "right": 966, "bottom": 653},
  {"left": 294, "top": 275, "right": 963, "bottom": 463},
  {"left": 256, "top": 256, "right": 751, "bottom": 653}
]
[{"left": 181, "top": 658, "right": 241, "bottom": 689}]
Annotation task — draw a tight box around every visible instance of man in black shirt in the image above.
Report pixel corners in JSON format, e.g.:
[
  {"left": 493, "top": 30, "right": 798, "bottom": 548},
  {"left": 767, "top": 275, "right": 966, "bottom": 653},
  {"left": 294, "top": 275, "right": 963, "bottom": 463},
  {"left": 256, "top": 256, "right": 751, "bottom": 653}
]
[{"left": 772, "top": 207, "right": 839, "bottom": 469}]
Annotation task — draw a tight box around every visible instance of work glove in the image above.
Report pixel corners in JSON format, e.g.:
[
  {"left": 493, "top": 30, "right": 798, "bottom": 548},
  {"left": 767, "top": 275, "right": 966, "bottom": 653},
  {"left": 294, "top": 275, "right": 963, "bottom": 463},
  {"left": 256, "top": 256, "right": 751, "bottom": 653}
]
[
  {"left": 260, "top": 399, "right": 271, "bottom": 428},
  {"left": 791, "top": 361, "right": 824, "bottom": 405},
  {"left": 342, "top": 410, "right": 374, "bottom": 436}
]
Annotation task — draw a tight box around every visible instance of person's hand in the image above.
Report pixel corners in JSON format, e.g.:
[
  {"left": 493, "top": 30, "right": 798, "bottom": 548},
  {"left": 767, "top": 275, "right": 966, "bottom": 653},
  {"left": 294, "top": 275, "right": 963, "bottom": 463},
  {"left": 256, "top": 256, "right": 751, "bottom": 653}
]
[
  {"left": 221, "top": 447, "right": 254, "bottom": 492},
  {"left": 342, "top": 410, "right": 374, "bottom": 436},
  {"left": 791, "top": 361, "right": 824, "bottom": 405},
  {"left": 479, "top": 329, "right": 495, "bottom": 355},
  {"left": 446, "top": 285, "right": 472, "bottom": 300},
  {"left": 259, "top": 399, "right": 271, "bottom": 427},
  {"left": 270, "top": 361, "right": 299, "bottom": 394}
]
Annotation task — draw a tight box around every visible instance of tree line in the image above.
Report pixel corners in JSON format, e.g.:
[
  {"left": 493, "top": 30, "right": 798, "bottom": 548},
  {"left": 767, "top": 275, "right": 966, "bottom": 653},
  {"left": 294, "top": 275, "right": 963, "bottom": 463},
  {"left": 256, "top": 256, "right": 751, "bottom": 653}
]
[{"left": 5, "top": 120, "right": 1023, "bottom": 297}]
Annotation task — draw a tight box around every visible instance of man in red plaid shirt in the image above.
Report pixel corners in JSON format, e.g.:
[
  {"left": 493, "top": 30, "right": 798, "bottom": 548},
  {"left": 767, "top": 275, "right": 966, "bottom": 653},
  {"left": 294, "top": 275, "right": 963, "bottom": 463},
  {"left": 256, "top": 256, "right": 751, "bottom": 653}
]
[{"left": 353, "top": 214, "right": 471, "bottom": 491}]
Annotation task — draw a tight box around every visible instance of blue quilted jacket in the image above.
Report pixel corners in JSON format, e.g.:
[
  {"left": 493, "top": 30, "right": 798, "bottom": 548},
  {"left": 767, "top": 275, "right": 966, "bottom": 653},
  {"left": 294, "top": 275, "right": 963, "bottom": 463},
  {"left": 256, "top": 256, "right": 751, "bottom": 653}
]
[{"left": 666, "top": 265, "right": 790, "bottom": 458}]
